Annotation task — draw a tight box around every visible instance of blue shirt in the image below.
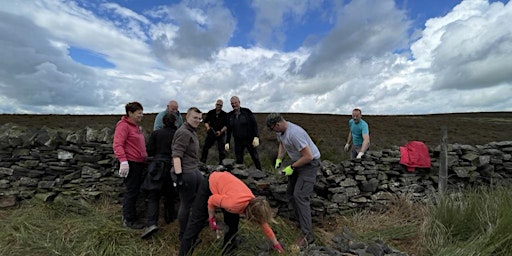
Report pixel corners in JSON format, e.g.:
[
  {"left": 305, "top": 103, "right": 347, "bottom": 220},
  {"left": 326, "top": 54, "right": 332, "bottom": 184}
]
[
  {"left": 153, "top": 110, "right": 183, "bottom": 131},
  {"left": 348, "top": 119, "right": 369, "bottom": 146}
]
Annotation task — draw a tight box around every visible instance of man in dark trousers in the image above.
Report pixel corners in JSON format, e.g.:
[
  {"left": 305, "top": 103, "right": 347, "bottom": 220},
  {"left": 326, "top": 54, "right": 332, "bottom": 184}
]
[
  {"left": 224, "top": 96, "right": 262, "bottom": 170},
  {"left": 200, "top": 99, "right": 228, "bottom": 164}
]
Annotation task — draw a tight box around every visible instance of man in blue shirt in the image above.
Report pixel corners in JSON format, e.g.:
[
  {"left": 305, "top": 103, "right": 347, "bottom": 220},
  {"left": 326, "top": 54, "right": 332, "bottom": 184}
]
[
  {"left": 154, "top": 100, "right": 183, "bottom": 130},
  {"left": 344, "top": 108, "right": 370, "bottom": 159}
]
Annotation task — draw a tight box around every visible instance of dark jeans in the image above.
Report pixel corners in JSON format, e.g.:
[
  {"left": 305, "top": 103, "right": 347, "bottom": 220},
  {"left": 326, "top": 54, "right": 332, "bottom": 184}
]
[
  {"left": 179, "top": 175, "right": 240, "bottom": 256},
  {"left": 123, "top": 161, "right": 145, "bottom": 222},
  {"left": 234, "top": 137, "right": 261, "bottom": 170},
  {"left": 176, "top": 169, "right": 204, "bottom": 240},
  {"left": 286, "top": 158, "right": 320, "bottom": 239},
  {"left": 200, "top": 132, "right": 226, "bottom": 164}
]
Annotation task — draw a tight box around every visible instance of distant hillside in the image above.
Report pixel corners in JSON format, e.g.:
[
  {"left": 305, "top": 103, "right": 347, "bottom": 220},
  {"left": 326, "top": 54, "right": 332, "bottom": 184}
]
[{"left": 1, "top": 112, "right": 511, "bottom": 163}]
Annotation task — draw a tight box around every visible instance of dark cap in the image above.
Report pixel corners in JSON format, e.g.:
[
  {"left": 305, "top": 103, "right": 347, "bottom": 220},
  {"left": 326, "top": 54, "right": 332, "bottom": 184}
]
[{"left": 266, "top": 113, "right": 283, "bottom": 128}]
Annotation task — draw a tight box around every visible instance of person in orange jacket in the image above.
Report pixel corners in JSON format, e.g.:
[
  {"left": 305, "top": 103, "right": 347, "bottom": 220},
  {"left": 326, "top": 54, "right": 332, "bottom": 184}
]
[{"left": 179, "top": 171, "right": 285, "bottom": 255}]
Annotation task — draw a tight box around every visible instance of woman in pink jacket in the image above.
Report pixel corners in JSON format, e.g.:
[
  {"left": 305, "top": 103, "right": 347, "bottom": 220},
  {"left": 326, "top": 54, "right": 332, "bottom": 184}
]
[{"left": 113, "top": 102, "right": 147, "bottom": 229}]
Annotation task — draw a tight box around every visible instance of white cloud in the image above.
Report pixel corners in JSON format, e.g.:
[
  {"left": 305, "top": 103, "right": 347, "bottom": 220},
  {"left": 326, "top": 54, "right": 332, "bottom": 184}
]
[{"left": 0, "top": 0, "right": 510, "bottom": 115}]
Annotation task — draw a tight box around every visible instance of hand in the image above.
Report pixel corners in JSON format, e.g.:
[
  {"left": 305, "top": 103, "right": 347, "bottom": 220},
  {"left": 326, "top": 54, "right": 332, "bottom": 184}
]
[
  {"left": 356, "top": 152, "right": 364, "bottom": 159},
  {"left": 272, "top": 243, "right": 285, "bottom": 254},
  {"left": 118, "top": 161, "right": 129, "bottom": 177},
  {"left": 225, "top": 143, "right": 230, "bottom": 151},
  {"left": 208, "top": 216, "right": 219, "bottom": 231},
  {"left": 208, "top": 128, "right": 216, "bottom": 136},
  {"left": 282, "top": 165, "right": 294, "bottom": 176},
  {"left": 252, "top": 137, "right": 259, "bottom": 147},
  {"left": 344, "top": 143, "right": 350, "bottom": 152},
  {"left": 216, "top": 131, "right": 221, "bottom": 137},
  {"left": 174, "top": 173, "right": 183, "bottom": 189},
  {"left": 275, "top": 158, "right": 282, "bottom": 169}
]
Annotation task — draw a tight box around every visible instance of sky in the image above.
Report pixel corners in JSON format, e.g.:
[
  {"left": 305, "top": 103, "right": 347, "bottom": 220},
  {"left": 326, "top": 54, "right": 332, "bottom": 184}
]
[{"left": 0, "top": 0, "right": 511, "bottom": 115}]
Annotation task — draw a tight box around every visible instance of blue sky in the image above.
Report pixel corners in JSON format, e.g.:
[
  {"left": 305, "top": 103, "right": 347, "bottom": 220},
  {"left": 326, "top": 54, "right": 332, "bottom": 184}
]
[{"left": 0, "top": 0, "right": 511, "bottom": 115}]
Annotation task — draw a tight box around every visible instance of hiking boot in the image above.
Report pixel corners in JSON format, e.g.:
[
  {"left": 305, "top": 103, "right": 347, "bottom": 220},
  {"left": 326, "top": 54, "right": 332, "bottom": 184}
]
[
  {"left": 141, "top": 225, "right": 159, "bottom": 239},
  {"left": 122, "top": 217, "right": 144, "bottom": 230},
  {"left": 294, "top": 235, "right": 315, "bottom": 249}
]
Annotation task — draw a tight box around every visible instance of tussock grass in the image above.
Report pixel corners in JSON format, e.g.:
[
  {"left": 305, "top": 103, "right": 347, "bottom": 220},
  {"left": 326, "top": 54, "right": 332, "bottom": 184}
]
[
  {"left": 424, "top": 186, "right": 512, "bottom": 256},
  {"left": 2, "top": 186, "right": 512, "bottom": 255}
]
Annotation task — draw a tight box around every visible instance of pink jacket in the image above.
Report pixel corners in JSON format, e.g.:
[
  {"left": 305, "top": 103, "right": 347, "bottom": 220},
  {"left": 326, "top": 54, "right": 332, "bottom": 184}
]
[
  {"left": 399, "top": 141, "right": 431, "bottom": 172},
  {"left": 113, "top": 116, "right": 147, "bottom": 163}
]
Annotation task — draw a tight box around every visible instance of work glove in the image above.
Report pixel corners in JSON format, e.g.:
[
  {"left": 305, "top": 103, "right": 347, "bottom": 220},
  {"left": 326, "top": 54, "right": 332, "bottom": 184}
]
[
  {"left": 275, "top": 158, "right": 282, "bottom": 169},
  {"left": 118, "top": 161, "right": 129, "bottom": 177},
  {"left": 282, "top": 165, "right": 294, "bottom": 176},
  {"left": 272, "top": 243, "right": 285, "bottom": 254},
  {"left": 252, "top": 137, "right": 260, "bottom": 147},
  {"left": 356, "top": 152, "right": 364, "bottom": 159},
  {"left": 225, "top": 143, "right": 230, "bottom": 151},
  {"left": 208, "top": 216, "right": 219, "bottom": 231},
  {"left": 344, "top": 143, "right": 350, "bottom": 152},
  {"left": 173, "top": 173, "right": 183, "bottom": 189},
  {"left": 208, "top": 128, "right": 216, "bottom": 137}
]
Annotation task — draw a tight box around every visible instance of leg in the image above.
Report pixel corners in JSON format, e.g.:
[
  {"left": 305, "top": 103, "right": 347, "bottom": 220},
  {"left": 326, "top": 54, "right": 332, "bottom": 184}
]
[
  {"left": 234, "top": 138, "right": 245, "bottom": 165},
  {"left": 177, "top": 170, "right": 204, "bottom": 240},
  {"left": 293, "top": 161, "right": 319, "bottom": 242},
  {"left": 221, "top": 209, "right": 240, "bottom": 254},
  {"left": 286, "top": 173, "right": 299, "bottom": 220},
  {"left": 216, "top": 134, "right": 226, "bottom": 165},
  {"left": 146, "top": 189, "right": 161, "bottom": 226},
  {"left": 201, "top": 133, "right": 216, "bottom": 163},
  {"left": 162, "top": 175, "right": 176, "bottom": 223},
  {"left": 246, "top": 142, "right": 262, "bottom": 170},
  {"left": 123, "top": 162, "right": 144, "bottom": 222},
  {"left": 179, "top": 178, "right": 211, "bottom": 256}
]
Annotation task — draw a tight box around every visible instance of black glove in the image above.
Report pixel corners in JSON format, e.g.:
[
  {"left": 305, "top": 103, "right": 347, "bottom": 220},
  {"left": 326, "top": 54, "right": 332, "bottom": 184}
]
[
  {"left": 174, "top": 173, "right": 183, "bottom": 189},
  {"left": 208, "top": 128, "right": 216, "bottom": 137}
]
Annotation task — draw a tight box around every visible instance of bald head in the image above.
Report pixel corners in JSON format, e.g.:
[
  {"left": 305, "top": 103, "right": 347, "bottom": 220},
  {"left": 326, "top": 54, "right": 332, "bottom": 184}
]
[{"left": 167, "top": 100, "right": 179, "bottom": 113}]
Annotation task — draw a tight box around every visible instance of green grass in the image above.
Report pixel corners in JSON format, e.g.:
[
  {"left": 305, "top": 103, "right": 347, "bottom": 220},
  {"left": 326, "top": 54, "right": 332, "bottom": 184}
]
[
  {"left": 424, "top": 186, "right": 512, "bottom": 256},
  {"left": 0, "top": 196, "right": 305, "bottom": 256},
  {"left": 2, "top": 186, "right": 512, "bottom": 255}
]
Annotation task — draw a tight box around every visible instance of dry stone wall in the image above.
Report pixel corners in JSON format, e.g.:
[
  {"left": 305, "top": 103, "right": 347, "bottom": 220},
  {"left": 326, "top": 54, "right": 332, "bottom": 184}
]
[{"left": 1, "top": 123, "right": 512, "bottom": 221}]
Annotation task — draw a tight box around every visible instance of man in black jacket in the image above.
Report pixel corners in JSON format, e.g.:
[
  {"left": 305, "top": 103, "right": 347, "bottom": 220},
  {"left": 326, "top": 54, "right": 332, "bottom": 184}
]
[
  {"left": 142, "top": 112, "right": 178, "bottom": 239},
  {"left": 225, "top": 96, "right": 262, "bottom": 170},
  {"left": 200, "top": 99, "right": 227, "bottom": 164}
]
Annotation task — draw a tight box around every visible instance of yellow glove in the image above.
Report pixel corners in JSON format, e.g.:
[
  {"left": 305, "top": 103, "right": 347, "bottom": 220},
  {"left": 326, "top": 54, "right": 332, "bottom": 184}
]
[
  {"left": 225, "top": 143, "right": 230, "bottom": 151},
  {"left": 282, "top": 165, "right": 294, "bottom": 176},
  {"left": 252, "top": 137, "right": 259, "bottom": 147},
  {"left": 275, "top": 158, "right": 282, "bottom": 169}
]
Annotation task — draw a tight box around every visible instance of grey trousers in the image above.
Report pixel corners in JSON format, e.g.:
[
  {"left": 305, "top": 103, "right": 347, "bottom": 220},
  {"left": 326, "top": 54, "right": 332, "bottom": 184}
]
[{"left": 286, "top": 158, "right": 320, "bottom": 239}]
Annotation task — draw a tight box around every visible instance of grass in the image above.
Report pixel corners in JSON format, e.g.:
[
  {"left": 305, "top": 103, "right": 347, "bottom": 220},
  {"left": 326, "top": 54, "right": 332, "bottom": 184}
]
[
  {"left": 423, "top": 186, "right": 512, "bottom": 256},
  {"left": 3, "top": 186, "right": 512, "bottom": 255}
]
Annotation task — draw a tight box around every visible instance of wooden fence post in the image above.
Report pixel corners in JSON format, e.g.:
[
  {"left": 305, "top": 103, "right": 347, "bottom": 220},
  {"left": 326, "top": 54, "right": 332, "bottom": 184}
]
[{"left": 439, "top": 126, "right": 448, "bottom": 194}]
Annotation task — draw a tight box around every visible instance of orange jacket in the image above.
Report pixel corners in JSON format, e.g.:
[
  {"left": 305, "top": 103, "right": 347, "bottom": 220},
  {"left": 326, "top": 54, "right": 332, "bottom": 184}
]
[{"left": 208, "top": 172, "right": 276, "bottom": 241}]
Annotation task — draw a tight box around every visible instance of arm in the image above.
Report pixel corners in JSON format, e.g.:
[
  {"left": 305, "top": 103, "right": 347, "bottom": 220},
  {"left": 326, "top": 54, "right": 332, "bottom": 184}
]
[
  {"left": 113, "top": 122, "right": 128, "bottom": 162},
  {"left": 247, "top": 109, "right": 259, "bottom": 137},
  {"left": 360, "top": 133, "right": 370, "bottom": 153},
  {"left": 276, "top": 142, "right": 286, "bottom": 160},
  {"left": 346, "top": 131, "right": 352, "bottom": 145},
  {"left": 291, "top": 146, "right": 314, "bottom": 168},
  {"left": 153, "top": 112, "right": 163, "bottom": 131},
  {"left": 260, "top": 223, "right": 281, "bottom": 248},
  {"left": 173, "top": 157, "right": 182, "bottom": 174}
]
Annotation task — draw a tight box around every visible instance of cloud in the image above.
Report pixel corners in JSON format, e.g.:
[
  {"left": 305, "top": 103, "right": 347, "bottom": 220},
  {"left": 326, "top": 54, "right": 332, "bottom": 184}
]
[
  {"left": 148, "top": 1, "right": 236, "bottom": 66},
  {"left": 299, "top": 0, "right": 411, "bottom": 77},
  {"left": 0, "top": 0, "right": 510, "bottom": 115},
  {"left": 413, "top": 0, "right": 512, "bottom": 90}
]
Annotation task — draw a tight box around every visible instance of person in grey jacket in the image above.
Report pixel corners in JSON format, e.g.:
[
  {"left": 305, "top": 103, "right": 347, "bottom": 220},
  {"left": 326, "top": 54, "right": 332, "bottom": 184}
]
[{"left": 171, "top": 107, "right": 204, "bottom": 240}]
